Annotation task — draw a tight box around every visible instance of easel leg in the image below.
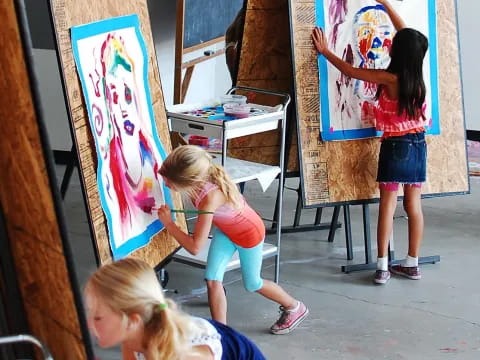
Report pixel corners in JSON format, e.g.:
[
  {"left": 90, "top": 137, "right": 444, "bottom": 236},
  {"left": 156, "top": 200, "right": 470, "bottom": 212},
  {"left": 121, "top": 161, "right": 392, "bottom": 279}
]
[
  {"left": 314, "top": 208, "right": 323, "bottom": 225},
  {"left": 269, "top": 181, "right": 341, "bottom": 234},
  {"left": 362, "top": 204, "right": 372, "bottom": 264},
  {"left": 328, "top": 205, "right": 341, "bottom": 243},
  {"left": 293, "top": 184, "right": 302, "bottom": 227},
  {"left": 342, "top": 207, "right": 440, "bottom": 273},
  {"left": 60, "top": 144, "right": 76, "bottom": 199},
  {"left": 343, "top": 205, "right": 353, "bottom": 260}
]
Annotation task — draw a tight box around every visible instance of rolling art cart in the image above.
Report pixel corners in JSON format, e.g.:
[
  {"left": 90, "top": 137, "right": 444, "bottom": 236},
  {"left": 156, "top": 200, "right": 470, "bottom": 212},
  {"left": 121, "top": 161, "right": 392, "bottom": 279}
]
[{"left": 166, "top": 86, "right": 290, "bottom": 282}]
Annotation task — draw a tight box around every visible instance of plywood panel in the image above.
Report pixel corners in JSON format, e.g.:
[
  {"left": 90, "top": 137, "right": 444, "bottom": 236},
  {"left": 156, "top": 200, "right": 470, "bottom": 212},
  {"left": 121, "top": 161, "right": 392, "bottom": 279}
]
[
  {"left": 233, "top": 0, "right": 299, "bottom": 171},
  {"left": 0, "top": 0, "right": 89, "bottom": 357},
  {"left": 50, "top": 0, "right": 183, "bottom": 265},
  {"left": 289, "top": 0, "right": 468, "bottom": 207}
]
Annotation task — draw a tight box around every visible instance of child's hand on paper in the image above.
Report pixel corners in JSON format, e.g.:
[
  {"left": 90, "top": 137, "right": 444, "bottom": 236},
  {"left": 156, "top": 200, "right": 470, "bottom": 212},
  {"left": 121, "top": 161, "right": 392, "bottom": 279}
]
[
  {"left": 157, "top": 204, "right": 174, "bottom": 226},
  {"left": 312, "top": 27, "right": 329, "bottom": 55}
]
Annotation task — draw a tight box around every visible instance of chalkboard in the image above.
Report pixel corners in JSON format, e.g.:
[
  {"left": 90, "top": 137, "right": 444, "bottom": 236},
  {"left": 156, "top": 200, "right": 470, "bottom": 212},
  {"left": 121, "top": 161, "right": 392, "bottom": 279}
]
[{"left": 183, "top": 0, "right": 244, "bottom": 49}]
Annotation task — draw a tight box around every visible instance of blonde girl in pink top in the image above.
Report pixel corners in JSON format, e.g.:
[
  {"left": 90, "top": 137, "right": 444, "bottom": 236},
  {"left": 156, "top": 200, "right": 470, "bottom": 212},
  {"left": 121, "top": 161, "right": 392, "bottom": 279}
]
[
  {"left": 157, "top": 145, "right": 308, "bottom": 334},
  {"left": 313, "top": 0, "right": 429, "bottom": 284}
]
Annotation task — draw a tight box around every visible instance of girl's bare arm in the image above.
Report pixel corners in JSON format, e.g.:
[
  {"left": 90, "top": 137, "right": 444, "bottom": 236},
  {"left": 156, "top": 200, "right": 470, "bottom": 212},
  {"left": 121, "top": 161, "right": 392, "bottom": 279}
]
[
  {"left": 157, "top": 190, "right": 224, "bottom": 255},
  {"left": 312, "top": 27, "right": 396, "bottom": 86},
  {"left": 376, "top": 0, "right": 406, "bottom": 31}
]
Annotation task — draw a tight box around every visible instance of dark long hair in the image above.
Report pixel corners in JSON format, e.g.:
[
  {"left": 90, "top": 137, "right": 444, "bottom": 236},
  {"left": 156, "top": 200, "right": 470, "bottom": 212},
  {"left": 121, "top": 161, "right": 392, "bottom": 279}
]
[{"left": 376, "top": 28, "right": 429, "bottom": 119}]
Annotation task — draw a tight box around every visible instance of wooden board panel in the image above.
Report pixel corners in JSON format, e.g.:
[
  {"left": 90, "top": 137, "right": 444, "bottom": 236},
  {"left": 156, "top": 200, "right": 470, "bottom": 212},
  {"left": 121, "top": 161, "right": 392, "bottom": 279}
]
[
  {"left": 49, "top": 0, "right": 183, "bottom": 265},
  {"left": 233, "top": 0, "right": 299, "bottom": 171},
  {"left": 289, "top": 0, "right": 468, "bottom": 207},
  {"left": 0, "top": 0, "right": 88, "bottom": 357}
]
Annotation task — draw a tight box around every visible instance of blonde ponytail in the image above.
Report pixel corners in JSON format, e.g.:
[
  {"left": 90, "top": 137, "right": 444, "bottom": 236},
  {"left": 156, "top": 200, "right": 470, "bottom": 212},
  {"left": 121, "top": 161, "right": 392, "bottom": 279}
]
[
  {"left": 143, "top": 299, "right": 193, "bottom": 360},
  {"left": 208, "top": 163, "right": 242, "bottom": 207},
  {"left": 85, "top": 258, "right": 205, "bottom": 360}
]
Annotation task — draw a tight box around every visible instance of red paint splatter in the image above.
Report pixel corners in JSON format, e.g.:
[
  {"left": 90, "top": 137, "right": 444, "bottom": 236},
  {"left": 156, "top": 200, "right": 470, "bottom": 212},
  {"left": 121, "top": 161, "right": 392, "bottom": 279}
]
[
  {"left": 361, "top": 101, "right": 376, "bottom": 127},
  {"left": 111, "top": 84, "right": 119, "bottom": 104},
  {"left": 359, "top": 38, "right": 371, "bottom": 62},
  {"left": 247, "top": 92, "right": 256, "bottom": 103},
  {"left": 383, "top": 38, "right": 392, "bottom": 51},
  {"left": 109, "top": 136, "right": 130, "bottom": 224}
]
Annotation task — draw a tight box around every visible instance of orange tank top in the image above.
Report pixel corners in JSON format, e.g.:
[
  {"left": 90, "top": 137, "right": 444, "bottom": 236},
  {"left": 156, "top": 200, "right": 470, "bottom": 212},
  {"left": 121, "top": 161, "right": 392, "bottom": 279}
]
[{"left": 193, "top": 183, "right": 265, "bottom": 248}]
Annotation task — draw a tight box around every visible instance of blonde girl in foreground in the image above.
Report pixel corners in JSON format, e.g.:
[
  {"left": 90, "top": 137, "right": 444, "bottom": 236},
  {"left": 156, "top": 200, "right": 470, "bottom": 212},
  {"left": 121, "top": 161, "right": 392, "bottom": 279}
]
[{"left": 85, "top": 258, "right": 266, "bottom": 359}]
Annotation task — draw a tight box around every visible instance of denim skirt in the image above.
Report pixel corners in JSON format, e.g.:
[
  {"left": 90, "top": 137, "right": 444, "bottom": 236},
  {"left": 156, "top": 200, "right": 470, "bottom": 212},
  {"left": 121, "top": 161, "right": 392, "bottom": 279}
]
[{"left": 376, "top": 132, "right": 427, "bottom": 183}]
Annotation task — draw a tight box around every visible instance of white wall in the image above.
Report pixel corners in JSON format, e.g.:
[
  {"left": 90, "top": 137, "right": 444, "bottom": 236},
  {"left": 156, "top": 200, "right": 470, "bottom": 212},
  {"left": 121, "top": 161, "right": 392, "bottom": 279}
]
[
  {"left": 457, "top": 1, "right": 480, "bottom": 131},
  {"left": 182, "top": 43, "right": 232, "bottom": 104}
]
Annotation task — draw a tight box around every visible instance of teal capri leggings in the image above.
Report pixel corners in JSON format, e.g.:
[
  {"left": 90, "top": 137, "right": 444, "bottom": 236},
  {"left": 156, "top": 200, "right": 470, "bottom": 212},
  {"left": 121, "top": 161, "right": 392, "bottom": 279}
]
[{"left": 205, "top": 228, "right": 264, "bottom": 292}]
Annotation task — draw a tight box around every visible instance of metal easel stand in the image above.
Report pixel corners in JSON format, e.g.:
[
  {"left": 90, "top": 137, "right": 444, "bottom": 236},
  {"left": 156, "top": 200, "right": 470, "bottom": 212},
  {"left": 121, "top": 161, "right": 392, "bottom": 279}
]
[
  {"left": 267, "top": 95, "right": 342, "bottom": 237},
  {"left": 53, "top": 144, "right": 77, "bottom": 200},
  {"left": 0, "top": 334, "right": 53, "bottom": 360},
  {"left": 338, "top": 203, "right": 440, "bottom": 273},
  {"left": 268, "top": 173, "right": 342, "bottom": 235}
]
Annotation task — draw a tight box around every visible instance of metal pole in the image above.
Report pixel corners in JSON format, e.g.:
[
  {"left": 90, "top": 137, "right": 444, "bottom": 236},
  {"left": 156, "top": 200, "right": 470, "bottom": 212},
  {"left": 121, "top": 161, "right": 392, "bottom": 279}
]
[{"left": 0, "top": 335, "right": 53, "bottom": 360}]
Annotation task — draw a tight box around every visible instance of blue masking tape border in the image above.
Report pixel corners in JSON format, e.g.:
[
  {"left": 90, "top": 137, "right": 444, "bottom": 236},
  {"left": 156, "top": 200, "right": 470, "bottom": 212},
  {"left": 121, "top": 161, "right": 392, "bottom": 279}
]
[{"left": 71, "top": 15, "right": 174, "bottom": 260}]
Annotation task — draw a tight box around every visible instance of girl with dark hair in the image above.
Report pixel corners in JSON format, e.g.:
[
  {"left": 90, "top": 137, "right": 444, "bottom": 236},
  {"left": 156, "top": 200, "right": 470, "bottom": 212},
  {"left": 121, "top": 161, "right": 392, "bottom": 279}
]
[{"left": 312, "top": 0, "right": 429, "bottom": 285}]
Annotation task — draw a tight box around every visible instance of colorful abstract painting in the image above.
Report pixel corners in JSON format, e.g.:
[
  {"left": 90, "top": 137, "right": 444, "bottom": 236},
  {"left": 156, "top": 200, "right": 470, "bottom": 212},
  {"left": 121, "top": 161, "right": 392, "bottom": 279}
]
[
  {"left": 316, "top": 0, "right": 440, "bottom": 140},
  {"left": 71, "top": 15, "right": 173, "bottom": 259}
]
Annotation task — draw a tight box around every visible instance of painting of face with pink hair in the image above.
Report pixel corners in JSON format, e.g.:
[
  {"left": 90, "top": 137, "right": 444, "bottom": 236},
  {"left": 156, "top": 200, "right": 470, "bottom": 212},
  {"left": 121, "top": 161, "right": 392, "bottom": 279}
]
[{"left": 72, "top": 15, "right": 172, "bottom": 258}]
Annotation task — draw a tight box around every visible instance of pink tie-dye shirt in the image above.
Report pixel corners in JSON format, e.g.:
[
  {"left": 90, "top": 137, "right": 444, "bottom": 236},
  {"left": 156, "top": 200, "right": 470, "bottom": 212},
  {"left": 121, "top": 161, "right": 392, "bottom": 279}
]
[{"left": 375, "top": 89, "right": 428, "bottom": 133}]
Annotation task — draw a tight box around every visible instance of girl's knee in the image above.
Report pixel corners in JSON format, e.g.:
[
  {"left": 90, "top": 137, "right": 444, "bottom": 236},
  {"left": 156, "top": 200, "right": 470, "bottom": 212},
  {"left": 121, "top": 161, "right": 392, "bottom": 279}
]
[
  {"left": 403, "top": 198, "right": 422, "bottom": 216},
  {"left": 206, "top": 279, "right": 223, "bottom": 290},
  {"left": 243, "top": 278, "right": 263, "bottom": 293}
]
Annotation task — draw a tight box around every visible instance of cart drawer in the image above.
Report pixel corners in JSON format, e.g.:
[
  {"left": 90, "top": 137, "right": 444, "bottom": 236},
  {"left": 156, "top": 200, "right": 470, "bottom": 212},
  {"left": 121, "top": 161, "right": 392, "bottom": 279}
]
[{"left": 169, "top": 118, "right": 223, "bottom": 139}]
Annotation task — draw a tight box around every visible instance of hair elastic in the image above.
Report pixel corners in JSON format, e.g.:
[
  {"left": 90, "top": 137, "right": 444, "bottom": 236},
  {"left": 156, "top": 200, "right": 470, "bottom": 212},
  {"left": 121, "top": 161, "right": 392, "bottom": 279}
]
[{"left": 156, "top": 303, "right": 168, "bottom": 312}]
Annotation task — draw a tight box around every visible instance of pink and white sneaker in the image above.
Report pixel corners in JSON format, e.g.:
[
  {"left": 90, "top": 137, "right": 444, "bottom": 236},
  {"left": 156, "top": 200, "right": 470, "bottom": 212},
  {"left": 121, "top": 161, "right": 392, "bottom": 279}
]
[
  {"left": 270, "top": 301, "right": 309, "bottom": 335},
  {"left": 390, "top": 265, "right": 421, "bottom": 280}
]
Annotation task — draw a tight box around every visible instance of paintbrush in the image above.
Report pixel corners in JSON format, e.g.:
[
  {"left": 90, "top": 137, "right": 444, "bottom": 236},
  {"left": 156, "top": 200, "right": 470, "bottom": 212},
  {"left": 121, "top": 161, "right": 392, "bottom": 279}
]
[{"left": 150, "top": 207, "right": 214, "bottom": 215}]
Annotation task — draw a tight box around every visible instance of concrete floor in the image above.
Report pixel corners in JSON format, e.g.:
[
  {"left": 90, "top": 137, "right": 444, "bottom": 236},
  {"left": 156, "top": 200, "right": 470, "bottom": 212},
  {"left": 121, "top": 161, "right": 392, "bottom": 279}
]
[{"left": 60, "top": 166, "right": 480, "bottom": 360}]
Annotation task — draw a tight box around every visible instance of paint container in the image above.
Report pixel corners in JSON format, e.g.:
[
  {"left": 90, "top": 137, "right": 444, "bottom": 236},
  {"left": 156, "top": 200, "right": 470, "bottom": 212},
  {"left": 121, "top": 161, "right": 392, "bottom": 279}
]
[
  {"left": 223, "top": 103, "right": 251, "bottom": 119},
  {"left": 220, "top": 94, "right": 247, "bottom": 105},
  {"left": 188, "top": 135, "right": 209, "bottom": 147}
]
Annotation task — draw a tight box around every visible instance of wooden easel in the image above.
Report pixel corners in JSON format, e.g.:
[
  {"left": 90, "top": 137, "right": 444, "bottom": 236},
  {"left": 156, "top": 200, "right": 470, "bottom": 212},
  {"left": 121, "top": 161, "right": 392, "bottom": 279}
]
[
  {"left": 233, "top": 0, "right": 457, "bottom": 272},
  {"left": 174, "top": 0, "right": 245, "bottom": 104},
  {"left": 49, "top": 0, "right": 183, "bottom": 267},
  {"left": 1, "top": 0, "right": 93, "bottom": 357}
]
